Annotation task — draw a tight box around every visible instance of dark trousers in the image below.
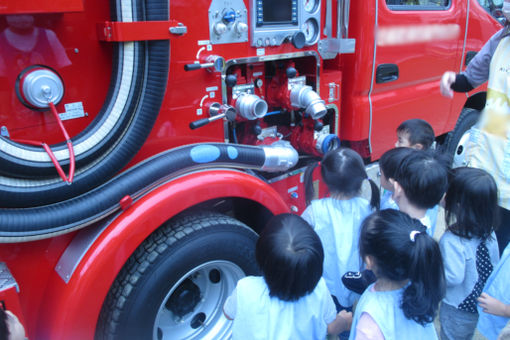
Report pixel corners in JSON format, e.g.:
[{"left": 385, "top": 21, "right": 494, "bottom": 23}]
[{"left": 496, "top": 207, "right": 510, "bottom": 256}]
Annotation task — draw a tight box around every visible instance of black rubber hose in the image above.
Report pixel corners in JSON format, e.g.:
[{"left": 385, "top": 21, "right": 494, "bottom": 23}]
[
  {"left": 0, "top": 144, "right": 268, "bottom": 241},
  {"left": 0, "top": 0, "right": 170, "bottom": 207}
]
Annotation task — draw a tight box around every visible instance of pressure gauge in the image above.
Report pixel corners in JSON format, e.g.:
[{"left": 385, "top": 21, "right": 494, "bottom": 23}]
[
  {"left": 304, "top": 0, "right": 319, "bottom": 13},
  {"left": 303, "top": 19, "right": 319, "bottom": 44}
]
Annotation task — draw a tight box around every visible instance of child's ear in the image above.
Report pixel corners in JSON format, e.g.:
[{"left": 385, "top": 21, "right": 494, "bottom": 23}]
[
  {"left": 391, "top": 180, "right": 403, "bottom": 202},
  {"left": 364, "top": 255, "right": 375, "bottom": 271},
  {"left": 412, "top": 143, "right": 424, "bottom": 150}
]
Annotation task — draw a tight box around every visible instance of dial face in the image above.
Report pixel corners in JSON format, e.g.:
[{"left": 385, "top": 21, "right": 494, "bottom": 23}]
[
  {"left": 303, "top": 0, "right": 319, "bottom": 13},
  {"left": 303, "top": 19, "right": 319, "bottom": 43}
]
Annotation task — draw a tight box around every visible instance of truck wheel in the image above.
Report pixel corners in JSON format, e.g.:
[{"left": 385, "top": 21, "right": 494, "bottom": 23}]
[
  {"left": 443, "top": 108, "right": 480, "bottom": 168},
  {"left": 95, "top": 212, "right": 259, "bottom": 340}
]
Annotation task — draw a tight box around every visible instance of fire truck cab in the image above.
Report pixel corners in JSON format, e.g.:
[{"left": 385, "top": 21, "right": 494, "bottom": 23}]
[{"left": 0, "top": 0, "right": 502, "bottom": 339}]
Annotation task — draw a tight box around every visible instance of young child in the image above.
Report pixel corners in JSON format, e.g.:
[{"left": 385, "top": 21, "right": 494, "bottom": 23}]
[
  {"left": 349, "top": 209, "right": 445, "bottom": 340},
  {"left": 395, "top": 118, "right": 435, "bottom": 150},
  {"left": 379, "top": 147, "right": 414, "bottom": 210},
  {"left": 392, "top": 149, "right": 448, "bottom": 236},
  {"left": 439, "top": 167, "right": 500, "bottom": 340},
  {"left": 223, "top": 213, "right": 351, "bottom": 340},
  {"left": 302, "top": 147, "right": 380, "bottom": 310},
  {"left": 477, "top": 243, "right": 510, "bottom": 340}
]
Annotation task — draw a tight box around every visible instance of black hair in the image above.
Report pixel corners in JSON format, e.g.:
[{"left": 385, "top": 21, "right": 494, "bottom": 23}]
[
  {"left": 394, "top": 150, "right": 448, "bottom": 209},
  {"left": 397, "top": 119, "right": 435, "bottom": 149},
  {"left": 0, "top": 309, "right": 9, "bottom": 340},
  {"left": 445, "top": 167, "right": 499, "bottom": 240},
  {"left": 256, "top": 213, "right": 324, "bottom": 301},
  {"left": 304, "top": 147, "right": 380, "bottom": 209},
  {"left": 360, "top": 209, "right": 445, "bottom": 326},
  {"left": 379, "top": 147, "right": 414, "bottom": 180}
]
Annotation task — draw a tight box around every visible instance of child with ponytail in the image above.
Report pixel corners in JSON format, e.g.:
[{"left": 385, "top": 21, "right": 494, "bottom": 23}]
[
  {"left": 302, "top": 147, "right": 380, "bottom": 311},
  {"left": 349, "top": 209, "right": 445, "bottom": 339}
]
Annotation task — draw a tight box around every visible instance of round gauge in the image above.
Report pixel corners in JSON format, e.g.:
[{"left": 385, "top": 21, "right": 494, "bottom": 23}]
[
  {"left": 304, "top": 0, "right": 319, "bottom": 13},
  {"left": 303, "top": 19, "right": 319, "bottom": 44}
]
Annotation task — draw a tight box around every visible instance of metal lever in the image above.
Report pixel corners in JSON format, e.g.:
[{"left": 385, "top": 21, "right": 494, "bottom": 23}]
[
  {"left": 184, "top": 55, "right": 225, "bottom": 72},
  {"left": 189, "top": 103, "right": 236, "bottom": 129}
]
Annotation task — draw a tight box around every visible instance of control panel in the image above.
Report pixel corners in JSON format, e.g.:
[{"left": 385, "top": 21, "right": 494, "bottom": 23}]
[
  {"left": 250, "top": 0, "right": 321, "bottom": 48},
  {"left": 208, "top": 0, "right": 249, "bottom": 44},
  {"left": 208, "top": 0, "right": 321, "bottom": 47}
]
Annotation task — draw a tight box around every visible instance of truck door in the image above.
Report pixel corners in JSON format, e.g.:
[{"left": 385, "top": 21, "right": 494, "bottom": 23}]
[{"left": 369, "top": 0, "right": 467, "bottom": 158}]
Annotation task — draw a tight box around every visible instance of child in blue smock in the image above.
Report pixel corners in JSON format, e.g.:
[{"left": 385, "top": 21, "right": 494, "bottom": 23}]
[
  {"left": 301, "top": 147, "right": 380, "bottom": 310},
  {"left": 349, "top": 209, "right": 445, "bottom": 340},
  {"left": 380, "top": 148, "right": 439, "bottom": 233},
  {"left": 223, "top": 214, "right": 351, "bottom": 340},
  {"left": 439, "top": 167, "right": 500, "bottom": 340},
  {"left": 476, "top": 243, "right": 510, "bottom": 340},
  {"left": 392, "top": 149, "right": 448, "bottom": 237}
]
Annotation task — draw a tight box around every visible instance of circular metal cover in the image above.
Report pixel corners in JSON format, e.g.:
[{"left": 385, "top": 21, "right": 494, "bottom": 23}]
[{"left": 21, "top": 68, "right": 64, "bottom": 108}]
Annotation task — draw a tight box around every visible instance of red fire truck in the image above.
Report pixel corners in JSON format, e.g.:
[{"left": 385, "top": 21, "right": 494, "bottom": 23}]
[{"left": 0, "top": 0, "right": 502, "bottom": 338}]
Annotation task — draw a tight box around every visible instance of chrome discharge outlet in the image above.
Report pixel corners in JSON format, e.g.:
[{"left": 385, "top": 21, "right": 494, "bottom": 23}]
[
  {"left": 316, "top": 134, "right": 341, "bottom": 154},
  {"left": 261, "top": 140, "right": 298, "bottom": 172},
  {"left": 290, "top": 85, "right": 327, "bottom": 119},
  {"left": 235, "top": 93, "right": 268, "bottom": 120}
]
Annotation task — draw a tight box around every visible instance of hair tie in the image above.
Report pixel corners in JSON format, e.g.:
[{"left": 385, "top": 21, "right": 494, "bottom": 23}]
[
  {"left": 409, "top": 230, "right": 421, "bottom": 242},
  {"left": 318, "top": 161, "right": 321, "bottom": 166}
]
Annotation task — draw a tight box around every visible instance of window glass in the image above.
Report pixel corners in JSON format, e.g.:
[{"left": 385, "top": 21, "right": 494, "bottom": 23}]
[
  {"left": 386, "top": 0, "right": 450, "bottom": 8},
  {"left": 477, "top": 0, "right": 506, "bottom": 23}
]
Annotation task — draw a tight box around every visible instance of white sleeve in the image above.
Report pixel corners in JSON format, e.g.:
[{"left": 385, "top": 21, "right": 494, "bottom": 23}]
[
  {"left": 301, "top": 205, "right": 315, "bottom": 226},
  {"left": 223, "top": 287, "right": 237, "bottom": 320},
  {"left": 323, "top": 284, "right": 337, "bottom": 324}
]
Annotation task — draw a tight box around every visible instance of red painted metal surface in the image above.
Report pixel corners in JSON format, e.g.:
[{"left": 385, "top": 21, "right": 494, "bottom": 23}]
[
  {"left": 0, "top": 0, "right": 84, "bottom": 15},
  {"left": 97, "top": 20, "right": 185, "bottom": 42}
]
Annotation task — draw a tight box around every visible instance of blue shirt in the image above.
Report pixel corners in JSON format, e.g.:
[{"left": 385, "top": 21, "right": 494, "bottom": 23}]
[
  {"left": 229, "top": 276, "right": 337, "bottom": 340},
  {"left": 477, "top": 244, "right": 510, "bottom": 340},
  {"left": 302, "top": 197, "right": 372, "bottom": 306},
  {"left": 349, "top": 283, "right": 438, "bottom": 340}
]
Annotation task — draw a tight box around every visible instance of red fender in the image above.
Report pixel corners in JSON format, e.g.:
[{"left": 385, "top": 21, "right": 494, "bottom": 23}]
[{"left": 38, "top": 170, "right": 289, "bottom": 339}]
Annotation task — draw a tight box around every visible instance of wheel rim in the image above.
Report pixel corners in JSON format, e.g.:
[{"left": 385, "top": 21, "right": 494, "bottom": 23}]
[
  {"left": 452, "top": 129, "right": 471, "bottom": 168},
  {"left": 153, "top": 261, "right": 244, "bottom": 340}
]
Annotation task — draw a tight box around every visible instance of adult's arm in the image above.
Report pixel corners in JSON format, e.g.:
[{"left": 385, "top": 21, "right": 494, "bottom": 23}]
[{"left": 440, "top": 28, "right": 507, "bottom": 97}]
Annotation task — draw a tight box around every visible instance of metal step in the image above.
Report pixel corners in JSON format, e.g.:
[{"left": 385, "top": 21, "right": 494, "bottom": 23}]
[{"left": 0, "top": 262, "right": 18, "bottom": 292}]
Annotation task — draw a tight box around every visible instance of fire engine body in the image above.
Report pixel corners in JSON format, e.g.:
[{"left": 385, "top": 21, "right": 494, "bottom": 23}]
[{"left": 0, "top": 0, "right": 501, "bottom": 339}]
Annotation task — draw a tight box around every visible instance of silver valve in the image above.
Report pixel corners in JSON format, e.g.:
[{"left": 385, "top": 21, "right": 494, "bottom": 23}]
[
  {"left": 184, "top": 55, "right": 225, "bottom": 73},
  {"left": 289, "top": 85, "right": 327, "bottom": 119},
  {"left": 189, "top": 103, "right": 236, "bottom": 130},
  {"left": 235, "top": 93, "right": 268, "bottom": 120}
]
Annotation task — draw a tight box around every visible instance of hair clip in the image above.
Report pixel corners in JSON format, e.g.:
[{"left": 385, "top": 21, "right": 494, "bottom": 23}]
[{"left": 409, "top": 230, "right": 421, "bottom": 242}]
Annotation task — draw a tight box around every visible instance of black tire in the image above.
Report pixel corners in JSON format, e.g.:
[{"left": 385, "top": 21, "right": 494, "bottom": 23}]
[
  {"left": 443, "top": 108, "right": 480, "bottom": 167},
  {"left": 95, "top": 212, "right": 259, "bottom": 340}
]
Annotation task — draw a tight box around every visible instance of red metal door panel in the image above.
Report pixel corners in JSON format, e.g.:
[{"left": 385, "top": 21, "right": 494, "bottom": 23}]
[{"left": 369, "top": 0, "right": 467, "bottom": 158}]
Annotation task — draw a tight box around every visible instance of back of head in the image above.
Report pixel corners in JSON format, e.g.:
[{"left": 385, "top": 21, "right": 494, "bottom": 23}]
[
  {"left": 445, "top": 167, "right": 499, "bottom": 240},
  {"left": 360, "top": 209, "right": 445, "bottom": 325},
  {"left": 321, "top": 147, "right": 366, "bottom": 196},
  {"left": 256, "top": 213, "right": 324, "bottom": 301},
  {"left": 397, "top": 119, "right": 435, "bottom": 150},
  {"left": 379, "top": 147, "right": 415, "bottom": 180},
  {"left": 314, "top": 147, "right": 380, "bottom": 209},
  {"left": 394, "top": 150, "right": 448, "bottom": 209}
]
